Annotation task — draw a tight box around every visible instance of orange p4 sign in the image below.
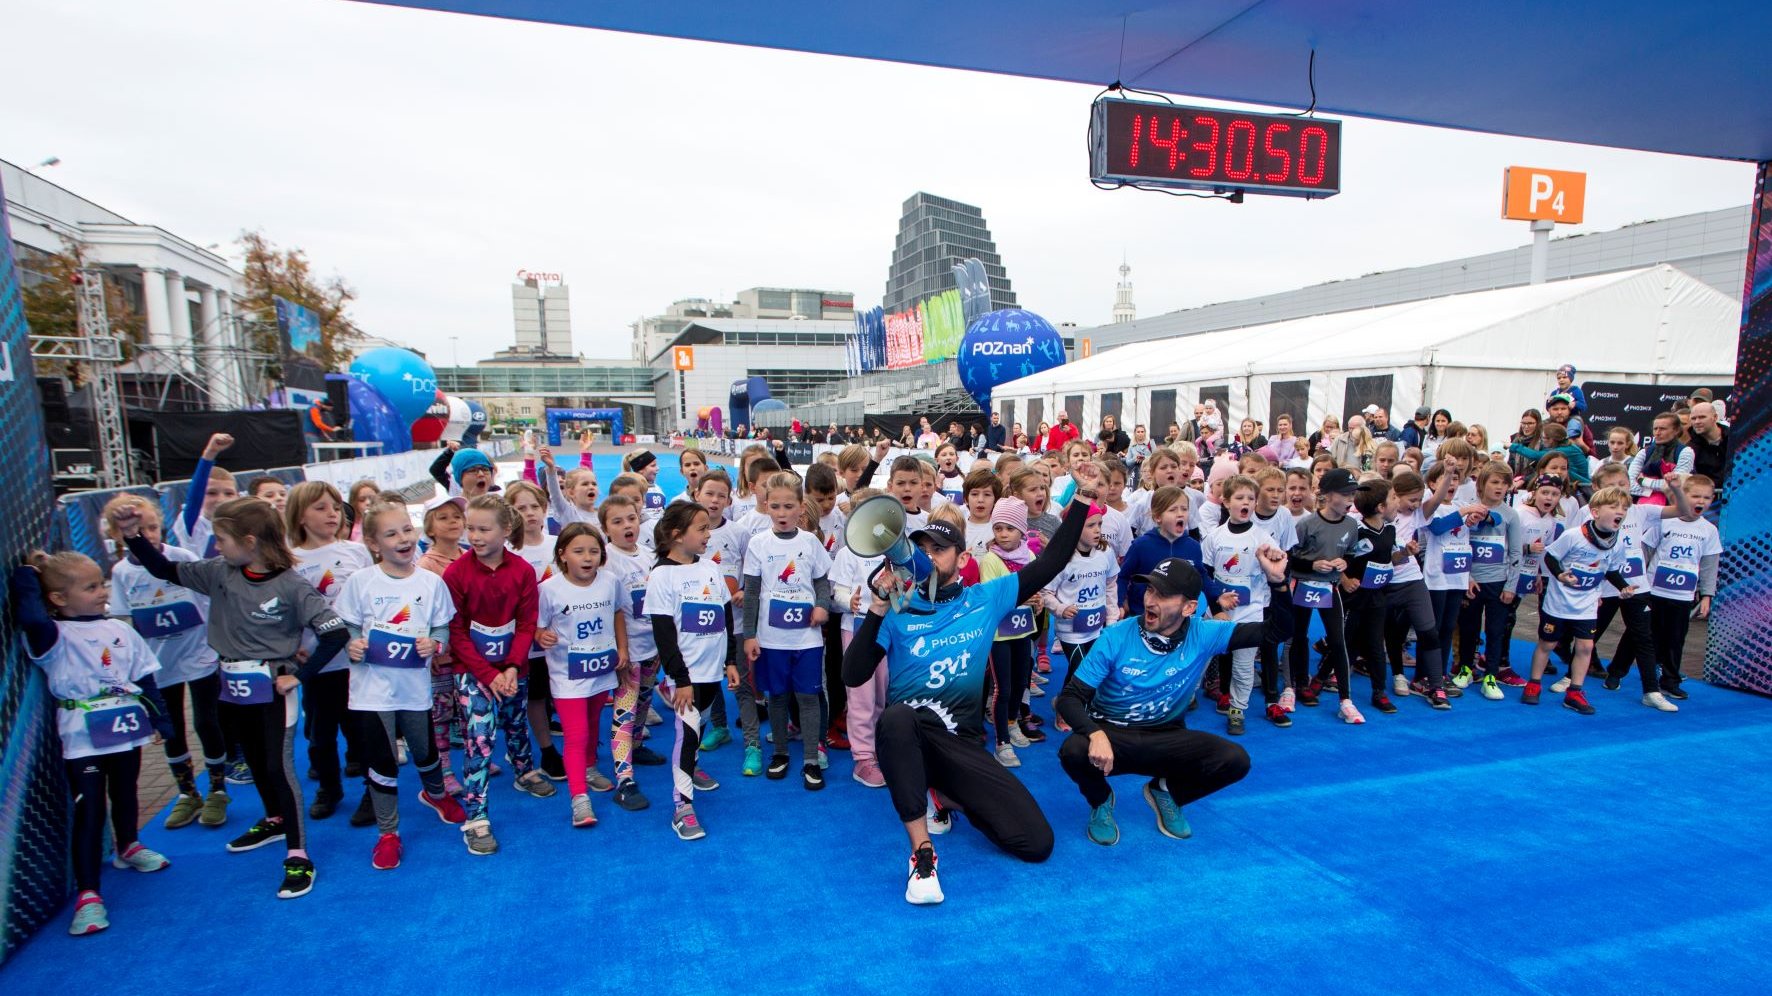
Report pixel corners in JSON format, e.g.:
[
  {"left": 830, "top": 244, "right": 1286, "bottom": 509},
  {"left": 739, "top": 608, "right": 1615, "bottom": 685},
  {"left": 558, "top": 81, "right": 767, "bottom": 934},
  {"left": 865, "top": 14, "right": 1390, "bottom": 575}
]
[{"left": 1503, "top": 167, "right": 1586, "bottom": 223}]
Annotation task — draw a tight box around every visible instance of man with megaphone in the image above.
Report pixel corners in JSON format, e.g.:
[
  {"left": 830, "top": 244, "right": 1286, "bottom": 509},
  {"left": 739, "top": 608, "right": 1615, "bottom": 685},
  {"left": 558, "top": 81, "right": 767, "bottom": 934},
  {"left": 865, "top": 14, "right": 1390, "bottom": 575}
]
[{"left": 842, "top": 462, "right": 1105, "bottom": 906}]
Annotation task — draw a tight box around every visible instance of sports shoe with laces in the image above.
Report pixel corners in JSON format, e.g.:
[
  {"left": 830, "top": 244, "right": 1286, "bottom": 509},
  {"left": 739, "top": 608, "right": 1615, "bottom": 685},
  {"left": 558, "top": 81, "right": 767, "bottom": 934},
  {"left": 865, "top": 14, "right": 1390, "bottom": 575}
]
[
  {"left": 1603, "top": 674, "right": 1623, "bottom": 691},
  {"left": 277, "top": 857, "right": 316, "bottom": 899},
  {"left": 418, "top": 789, "right": 467, "bottom": 824},
  {"left": 1497, "top": 666, "right": 1527, "bottom": 687},
  {"left": 587, "top": 769, "right": 615, "bottom": 792},
  {"left": 1278, "top": 688, "right": 1297, "bottom": 713},
  {"left": 692, "top": 768, "right": 719, "bottom": 791},
  {"left": 742, "top": 745, "right": 764, "bottom": 777},
  {"left": 926, "top": 799, "right": 952, "bottom": 835},
  {"left": 225, "top": 758, "right": 254, "bottom": 785},
  {"left": 1563, "top": 688, "right": 1596, "bottom": 715},
  {"left": 906, "top": 843, "right": 944, "bottom": 905},
  {"left": 1479, "top": 675, "right": 1504, "bottom": 700},
  {"left": 1021, "top": 721, "right": 1047, "bottom": 743},
  {"left": 766, "top": 754, "right": 791, "bottom": 779},
  {"left": 68, "top": 892, "right": 108, "bottom": 935},
  {"left": 1642, "top": 691, "right": 1679, "bottom": 712},
  {"left": 853, "top": 758, "right": 886, "bottom": 788},
  {"left": 1006, "top": 722, "right": 1031, "bottom": 748},
  {"left": 462, "top": 818, "right": 498, "bottom": 855},
  {"left": 349, "top": 790, "right": 376, "bottom": 827},
  {"left": 672, "top": 804, "right": 706, "bottom": 840},
  {"left": 514, "top": 770, "right": 557, "bottom": 798},
  {"left": 995, "top": 742, "right": 1021, "bottom": 767},
  {"left": 372, "top": 832, "right": 402, "bottom": 870},
  {"left": 1392, "top": 674, "right": 1411, "bottom": 697},
  {"left": 1429, "top": 688, "right": 1452, "bottom": 710},
  {"left": 699, "top": 725, "right": 732, "bottom": 752},
  {"left": 571, "top": 793, "right": 598, "bottom": 827},
  {"left": 1215, "top": 693, "right": 1231, "bottom": 716},
  {"left": 1521, "top": 680, "right": 1541, "bottom": 705},
  {"left": 1661, "top": 682, "right": 1689, "bottom": 701},
  {"left": 1370, "top": 695, "right": 1398, "bottom": 714},
  {"left": 1338, "top": 699, "right": 1366, "bottom": 725},
  {"left": 164, "top": 793, "right": 202, "bottom": 830},
  {"left": 1028, "top": 682, "right": 1046, "bottom": 698},
  {"left": 1227, "top": 707, "right": 1246, "bottom": 735},
  {"left": 1550, "top": 676, "right": 1573, "bottom": 693},
  {"left": 1265, "top": 703, "right": 1292, "bottom": 728},
  {"left": 1035, "top": 652, "right": 1052, "bottom": 674},
  {"left": 632, "top": 745, "right": 666, "bottom": 766},
  {"left": 1087, "top": 791, "right": 1119, "bottom": 846},
  {"left": 1143, "top": 779, "right": 1192, "bottom": 839},
  {"left": 614, "top": 780, "right": 650, "bottom": 811},
  {"left": 1299, "top": 680, "right": 1322, "bottom": 707},
  {"left": 112, "top": 842, "right": 170, "bottom": 872},
  {"left": 1451, "top": 665, "right": 1474, "bottom": 689},
  {"left": 802, "top": 763, "right": 825, "bottom": 791},
  {"left": 227, "top": 818, "right": 286, "bottom": 853}
]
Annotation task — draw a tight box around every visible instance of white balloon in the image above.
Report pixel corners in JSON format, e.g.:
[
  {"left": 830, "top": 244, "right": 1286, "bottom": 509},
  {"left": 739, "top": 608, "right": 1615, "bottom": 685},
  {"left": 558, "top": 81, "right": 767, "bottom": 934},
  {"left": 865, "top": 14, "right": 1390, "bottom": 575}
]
[{"left": 441, "top": 395, "right": 473, "bottom": 442}]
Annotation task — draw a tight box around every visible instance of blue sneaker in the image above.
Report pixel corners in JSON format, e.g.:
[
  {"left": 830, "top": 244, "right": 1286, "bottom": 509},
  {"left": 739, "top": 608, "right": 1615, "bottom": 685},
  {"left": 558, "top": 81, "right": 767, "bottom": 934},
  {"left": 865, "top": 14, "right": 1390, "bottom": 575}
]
[
  {"left": 226, "top": 759, "right": 254, "bottom": 786},
  {"left": 742, "top": 745, "right": 763, "bottom": 777},
  {"left": 1142, "top": 779, "right": 1192, "bottom": 840},
  {"left": 1087, "top": 791, "right": 1119, "bottom": 846},
  {"left": 700, "top": 725, "right": 732, "bottom": 752}
]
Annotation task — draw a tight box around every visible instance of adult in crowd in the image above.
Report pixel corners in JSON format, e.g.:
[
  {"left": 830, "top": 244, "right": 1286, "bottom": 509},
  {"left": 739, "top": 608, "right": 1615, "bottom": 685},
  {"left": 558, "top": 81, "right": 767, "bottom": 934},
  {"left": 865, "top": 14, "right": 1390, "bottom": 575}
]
[
  {"left": 1331, "top": 415, "right": 1376, "bottom": 472},
  {"left": 984, "top": 412, "right": 1009, "bottom": 453},
  {"left": 1227, "top": 417, "right": 1267, "bottom": 460},
  {"left": 1543, "top": 393, "right": 1591, "bottom": 455},
  {"left": 1055, "top": 554, "right": 1291, "bottom": 846},
  {"left": 841, "top": 463, "right": 1103, "bottom": 904},
  {"left": 1423, "top": 408, "right": 1455, "bottom": 456},
  {"left": 1195, "top": 409, "right": 1224, "bottom": 460},
  {"left": 898, "top": 424, "right": 916, "bottom": 448},
  {"left": 1033, "top": 420, "right": 1053, "bottom": 453},
  {"left": 1508, "top": 408, "right": 1546, "bottom": 479},
  {"left": 1687, "top": 401, "right": 1729, "bottom": 484},
  {"left": 1097, "top": 414, "right": 1130, "bottom": 459},
  {"left": 1308, "top": 413, "right": 1341, "bottom": 456},
  {"left": 1268, "top": 414, "right": 1301, "bottom": 464},
  {"left": 1126, "top": 425, "right": 1153, "bottom": 484},
  {"left": 1048, "top": 411, "right": 1081, "bottom": 450},
  {"left": 1363, "top": 404, "right": 1402, "bottom": 442},
  {"left": 916, "top": 417, "right": 942, "bottom": 449},
  {"left": 307, "top": 398, "right": 342, "bottom": 443},
  {"left": 1398, "top": 406, "right": 1431, "bottom": 450}
]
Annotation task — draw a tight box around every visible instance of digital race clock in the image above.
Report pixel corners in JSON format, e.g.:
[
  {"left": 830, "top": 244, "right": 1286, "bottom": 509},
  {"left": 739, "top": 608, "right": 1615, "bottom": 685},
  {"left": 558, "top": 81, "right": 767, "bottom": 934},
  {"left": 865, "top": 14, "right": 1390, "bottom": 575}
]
[{"left": 1090, "top": 97, "right": 1342, "bottom": 198}]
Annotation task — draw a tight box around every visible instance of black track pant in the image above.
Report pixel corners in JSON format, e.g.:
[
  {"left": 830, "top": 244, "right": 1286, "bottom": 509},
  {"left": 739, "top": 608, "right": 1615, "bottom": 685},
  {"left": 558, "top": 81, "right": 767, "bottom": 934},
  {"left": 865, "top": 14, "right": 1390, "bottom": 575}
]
[
  {"left": 163, "top": 672, "right": 226, "bottom": 794},
  {"left": 1384, "top": 580, "right": 1446, "bottom": 690},
  {"left": 1058, "top": 724, "right": 1251, "bottom": 810},
  {"left": 1343, "top": 587, "right": 1393, "bottom": 698},
  {"left": 227, "top": 696, "right": 306, "bottom": 849},
  {"left": 66, "top": 749, "right": 141, "bottom": 892},
  {"left": 990, "top": 638, "right": 1034, "bottom": 744},
  {"left": 1648, "top": 595, "right": 1692, "bottom": 690},
  {"left": 1458, "top": 580, "right": 1517, "bottom": 677},
  {"left": 822, "top": 614, "right": 847, "bottom": 728},
  {"left": 304, "top": 669, "right": 364, "bottom": 797},
  {"left": 1291, "top": 587, "right": 1350, "bottom": 699},
  {"left": 876, "top": 704, "right": 1053, "bottom": 862},
  {"left": 1598, "top": 595, "right": 1661, "bottom": 693}
]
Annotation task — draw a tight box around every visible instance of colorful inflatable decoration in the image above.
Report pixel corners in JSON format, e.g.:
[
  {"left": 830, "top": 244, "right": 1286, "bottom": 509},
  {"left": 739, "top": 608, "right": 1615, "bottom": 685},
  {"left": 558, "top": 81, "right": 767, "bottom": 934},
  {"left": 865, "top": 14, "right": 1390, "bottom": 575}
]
[
  {"left": 956, "top": 308, "right": 1067, "bottom": 412},
  {"left": 333, "top": 373, "right": 412, "bottom": 456},
  {"left": 348, "top": 347, "right": 438, "bottom": 426},
  {"left": 441, "top": 395, "right": 473, "bottom": 443}
]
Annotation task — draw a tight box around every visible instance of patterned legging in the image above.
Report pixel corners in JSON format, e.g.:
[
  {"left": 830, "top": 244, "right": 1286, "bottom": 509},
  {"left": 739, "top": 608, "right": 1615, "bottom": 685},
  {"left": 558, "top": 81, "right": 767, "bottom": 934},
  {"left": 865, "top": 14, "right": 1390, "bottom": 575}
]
[
  {"left": 430, "top": 664, "right": 461, "bottom": 782},
  {"left": 454, "top": 672, "right": 535, "bottom": 823},
  {"left": 609, "top": 657, "right": 659, "bottom": 787}
]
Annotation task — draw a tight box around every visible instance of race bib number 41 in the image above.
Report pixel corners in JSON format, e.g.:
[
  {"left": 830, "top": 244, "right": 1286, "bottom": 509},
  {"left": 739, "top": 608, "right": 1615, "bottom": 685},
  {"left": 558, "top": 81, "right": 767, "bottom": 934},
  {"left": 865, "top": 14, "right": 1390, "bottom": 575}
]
[{"left": 131, "top": 601, "right": 201, "bottom": 638}]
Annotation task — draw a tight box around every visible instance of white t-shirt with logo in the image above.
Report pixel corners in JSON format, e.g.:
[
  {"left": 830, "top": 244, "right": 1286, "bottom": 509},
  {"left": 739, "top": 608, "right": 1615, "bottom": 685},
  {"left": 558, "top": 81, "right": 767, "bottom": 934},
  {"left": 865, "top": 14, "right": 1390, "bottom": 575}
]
[
  {"left": 32, "top": 618, "right": 160, "bottom": 759},
  {"left": 1570, "top": 505, "right": 1658, "bottom": 598},
  {"left": 643, "top": 559, "right": 732, "bottom": 683},
  {"left": 536, "top": 571, "right": 624, "bottom": 698},
  {"left": 292, "top": 540, "right": 374, "bottom": 672},
  {"left": 831, "top": 546, "right": 884, "bottom": 633},
  {"left": 1421, "top": 505, "right": 1474, "bottom": 592},
  {"left": 1042, "top": 546, "right": 1120, "bottom": 644},
  {"left": 1200, "top": 522, "right": 1276, "bottom": 622},
  {"left": 333, "top": 566, "right": 455, "bottom": 712},
  {"left": 605, "top": 547, "right": 656, "bottom": 661},
  {"left": 1514, "top": 506, "right": 1564, "bottom": 597},
  {"left": 1647, "top": 516, "right": 1721, "bottom": 603},
  {"left": 109, "top": 544, "right": 217, "bottom": 686},
  {"left": 1542, "top": 525, "right": 1628, "bottom": 621},
  {"left": 743, "top": 530, "right": 832, "bottom": 652}
]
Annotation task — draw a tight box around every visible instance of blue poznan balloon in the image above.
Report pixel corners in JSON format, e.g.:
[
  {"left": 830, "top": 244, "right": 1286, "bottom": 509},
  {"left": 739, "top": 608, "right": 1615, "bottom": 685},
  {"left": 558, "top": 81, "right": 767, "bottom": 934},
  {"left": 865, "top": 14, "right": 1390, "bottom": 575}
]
[
  {"left": 956, "top": 309, "right": 1066, "bottom": 412},
  {"left": 348, "top": 347, "right": 438, "bottom": 426},
  {"left": 339, "top": 374, "right": 412, "bottom": 456}
]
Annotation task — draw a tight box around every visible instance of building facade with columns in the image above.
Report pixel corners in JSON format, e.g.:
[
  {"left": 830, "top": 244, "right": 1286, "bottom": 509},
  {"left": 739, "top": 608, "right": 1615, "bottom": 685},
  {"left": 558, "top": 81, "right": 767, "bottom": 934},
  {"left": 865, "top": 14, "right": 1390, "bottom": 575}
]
[{"left": 2, "top": 158, "right": 254, "bottom": 408}]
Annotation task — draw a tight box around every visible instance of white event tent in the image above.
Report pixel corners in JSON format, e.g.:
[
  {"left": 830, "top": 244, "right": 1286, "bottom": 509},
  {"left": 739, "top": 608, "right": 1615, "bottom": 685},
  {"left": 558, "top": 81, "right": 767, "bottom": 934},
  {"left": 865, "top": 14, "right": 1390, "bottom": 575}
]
[{"left": 995, "top": 265, "right": 1737, "bottom": 443}]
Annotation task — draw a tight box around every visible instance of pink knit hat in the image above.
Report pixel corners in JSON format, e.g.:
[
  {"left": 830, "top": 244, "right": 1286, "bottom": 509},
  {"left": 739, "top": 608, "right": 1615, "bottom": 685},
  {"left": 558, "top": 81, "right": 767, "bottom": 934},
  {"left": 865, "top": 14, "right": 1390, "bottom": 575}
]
[
  {"left": 1206, "top": 453, "right": 1239, "bottom": 492},
  {"left": 991, "top": 497, "right": 1029, "bottom": 533}
]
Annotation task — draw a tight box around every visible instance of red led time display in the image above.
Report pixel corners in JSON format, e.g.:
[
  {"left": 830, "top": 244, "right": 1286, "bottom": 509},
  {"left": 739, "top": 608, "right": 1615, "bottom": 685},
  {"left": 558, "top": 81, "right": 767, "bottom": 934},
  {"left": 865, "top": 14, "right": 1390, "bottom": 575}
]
[{"left": 1091, "top": 98, "right": 1342, "bottom": 197}]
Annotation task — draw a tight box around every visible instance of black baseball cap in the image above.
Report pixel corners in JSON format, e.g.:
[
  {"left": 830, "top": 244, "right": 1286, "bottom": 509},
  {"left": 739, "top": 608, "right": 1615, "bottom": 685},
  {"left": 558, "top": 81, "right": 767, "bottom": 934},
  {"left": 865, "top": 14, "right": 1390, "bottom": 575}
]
[
  {"left": 1133, "top": 558, "right": 1203, "bottom": 600},
  {"left": 1320, "top": 468, "right": 1360, "bottom": 494},
  {"left": 909, "top": 521, "right": 965, "bottom": 551}
]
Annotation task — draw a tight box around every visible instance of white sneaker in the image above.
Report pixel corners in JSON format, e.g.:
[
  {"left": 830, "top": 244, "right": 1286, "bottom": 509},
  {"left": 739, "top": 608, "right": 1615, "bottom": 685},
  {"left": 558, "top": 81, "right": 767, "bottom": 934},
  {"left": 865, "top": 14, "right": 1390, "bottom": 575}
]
[
  {"left": 1642, "top": 691, "right": 1679, "bottom": 713},
  {"left": 111, "top": 842, "right": 170, "bottom": 872},
  {"left": 925, "top": 800, "right": 952, "bottom": 835},
  {"left": 1479, "top": 676, "right": 1505, "bottom": 701},
  {"left": 905, "top": 845, "right": 944, "bottom": 905},
  {"left": 1278, "top": 688, "right": 1297, "bottom": 713},
  {"left": 1338, "top": 699, "right": 1366, "bottom": 725},
  {"left": 395, "top": 737, "right": 409, "bottom": 767},
  {"left": 1392, "top": 674, "right": 1411, "bottom": 697},
  {"left": 644, "top": 710, "right": 663, "bottom": 727},
  {"left": 994, "top": 743, "right": 1021, "bottom": 767},
  {"left": 1550, "top": 676, "right": 1573, "bottom": 693},
  {"left": 1006, "top": 722, "right": 1031, "bottom": 748}
]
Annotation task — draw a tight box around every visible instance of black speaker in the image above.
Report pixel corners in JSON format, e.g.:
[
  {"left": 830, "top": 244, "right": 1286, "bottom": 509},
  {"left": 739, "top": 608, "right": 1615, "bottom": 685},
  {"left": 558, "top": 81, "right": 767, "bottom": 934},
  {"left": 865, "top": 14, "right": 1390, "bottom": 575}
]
[
  {"left": 37, "top": 376, "right": 70, "bottom": 423},
  {"left": 326, "top": 377, "right": 351, "bottom": 426}
]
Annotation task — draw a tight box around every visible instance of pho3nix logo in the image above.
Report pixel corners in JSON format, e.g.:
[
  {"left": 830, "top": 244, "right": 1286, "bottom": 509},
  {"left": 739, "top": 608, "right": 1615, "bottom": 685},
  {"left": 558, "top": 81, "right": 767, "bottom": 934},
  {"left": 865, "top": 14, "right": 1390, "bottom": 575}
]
[
  {"left": 252, "top": 596, "right": 285, "bottom": 621},
  {"left": 971, "top": 337, "right": 1035, "bottom": 357}
]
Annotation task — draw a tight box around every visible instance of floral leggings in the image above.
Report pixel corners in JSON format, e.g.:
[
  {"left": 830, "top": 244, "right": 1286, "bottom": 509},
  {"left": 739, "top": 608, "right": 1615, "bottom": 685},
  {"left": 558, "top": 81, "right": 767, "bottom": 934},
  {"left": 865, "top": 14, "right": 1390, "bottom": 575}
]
[
  {"left": 609, "top": 657, "right": 659, "bottom": 788},
  {"left": 454, "top": 672, "right": 536, "bottom": 823}
]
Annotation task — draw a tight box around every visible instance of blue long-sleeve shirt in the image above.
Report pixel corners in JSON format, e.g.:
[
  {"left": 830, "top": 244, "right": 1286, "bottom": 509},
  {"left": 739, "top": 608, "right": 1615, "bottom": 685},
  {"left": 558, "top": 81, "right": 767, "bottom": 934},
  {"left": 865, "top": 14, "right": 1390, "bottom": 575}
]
[
  {"left": 182, "top": 457, "right": 214, "bottom": 534},
  {"left": 1117, "top": 530, "right": 1215, "bottom": 614}
]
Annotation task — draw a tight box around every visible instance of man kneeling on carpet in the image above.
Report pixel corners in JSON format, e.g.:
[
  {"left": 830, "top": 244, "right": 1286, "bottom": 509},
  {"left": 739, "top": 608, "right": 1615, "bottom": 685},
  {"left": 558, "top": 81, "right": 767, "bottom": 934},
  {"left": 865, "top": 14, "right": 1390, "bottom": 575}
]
[
  {"left": 1055, "top": 552, "right": 1291, "bottom": 846},
  {"left": 843, "top": 462, "right": 1101, "bottom": 906}
]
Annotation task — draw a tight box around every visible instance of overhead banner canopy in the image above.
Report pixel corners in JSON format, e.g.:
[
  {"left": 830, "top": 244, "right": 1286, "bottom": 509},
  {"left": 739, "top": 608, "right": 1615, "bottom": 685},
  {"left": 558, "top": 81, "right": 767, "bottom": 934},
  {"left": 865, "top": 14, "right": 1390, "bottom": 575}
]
[{"left": 362, "top": 2, "right": 1772, "bottom": 161}]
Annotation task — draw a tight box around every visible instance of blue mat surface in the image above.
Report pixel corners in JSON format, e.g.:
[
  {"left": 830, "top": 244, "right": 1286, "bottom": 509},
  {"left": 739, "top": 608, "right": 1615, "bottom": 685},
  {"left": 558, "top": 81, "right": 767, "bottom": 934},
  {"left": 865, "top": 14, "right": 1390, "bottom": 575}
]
[{"left": 5, "top": 635, "right": 1770, "bottom": 991}]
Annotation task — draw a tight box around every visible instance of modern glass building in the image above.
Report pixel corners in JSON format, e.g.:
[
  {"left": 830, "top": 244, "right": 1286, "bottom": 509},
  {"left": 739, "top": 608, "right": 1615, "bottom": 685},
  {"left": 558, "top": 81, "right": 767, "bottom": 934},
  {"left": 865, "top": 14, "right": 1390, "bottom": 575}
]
[{"left": 882, "top": 192, "right": 1017, "bottom": 314}]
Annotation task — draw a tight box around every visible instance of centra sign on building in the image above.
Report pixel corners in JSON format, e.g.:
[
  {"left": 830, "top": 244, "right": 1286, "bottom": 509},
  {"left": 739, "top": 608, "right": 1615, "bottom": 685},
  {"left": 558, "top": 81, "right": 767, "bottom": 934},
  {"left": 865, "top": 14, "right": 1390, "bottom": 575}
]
[{"left": 516, "top": 269, "right": 563, "bottom": 283}]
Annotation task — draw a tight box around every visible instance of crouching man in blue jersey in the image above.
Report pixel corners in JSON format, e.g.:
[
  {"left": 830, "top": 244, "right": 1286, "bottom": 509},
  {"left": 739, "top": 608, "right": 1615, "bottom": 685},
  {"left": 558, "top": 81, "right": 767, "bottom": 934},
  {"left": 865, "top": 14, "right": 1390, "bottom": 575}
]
[
  {"left": 844, "top": 462, "right": 1102, "bottom": 906},
  {"left": 1055, "top": 552, "right": 1292, "bottom": 846}
]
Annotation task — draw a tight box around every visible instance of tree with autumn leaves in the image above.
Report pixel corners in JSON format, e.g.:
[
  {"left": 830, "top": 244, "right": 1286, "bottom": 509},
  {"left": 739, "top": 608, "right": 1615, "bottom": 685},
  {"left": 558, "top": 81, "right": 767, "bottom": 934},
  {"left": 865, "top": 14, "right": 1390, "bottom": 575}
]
[
  {"left": 20, "top": 238, "right": 144, "bottom": 383},
  {"left": 235, "top": 230, "right": 364, "bottom": 374}
]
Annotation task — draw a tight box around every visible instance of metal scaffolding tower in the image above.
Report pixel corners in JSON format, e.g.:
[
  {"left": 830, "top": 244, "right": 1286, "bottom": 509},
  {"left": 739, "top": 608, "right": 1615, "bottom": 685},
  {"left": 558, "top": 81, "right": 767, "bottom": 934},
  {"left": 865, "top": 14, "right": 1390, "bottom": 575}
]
[{"left": 29, "top": 268, "right": 132, "bottom": 488}]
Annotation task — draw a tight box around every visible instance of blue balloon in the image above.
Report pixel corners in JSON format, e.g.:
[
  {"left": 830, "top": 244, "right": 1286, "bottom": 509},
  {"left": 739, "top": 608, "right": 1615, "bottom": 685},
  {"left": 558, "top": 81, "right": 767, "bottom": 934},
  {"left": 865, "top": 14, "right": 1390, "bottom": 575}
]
[
  {"left": 336, "top": 373, "right": 412, "bottom": 456},
  {"left": 461, "top": 400, "right": 488, "bottom": 447},
  {"left": 348, "top": 347, "right": 438, "bottom": 426},
  {"left": 956, "top": 309, "right": 1065, "bottom": 411}
]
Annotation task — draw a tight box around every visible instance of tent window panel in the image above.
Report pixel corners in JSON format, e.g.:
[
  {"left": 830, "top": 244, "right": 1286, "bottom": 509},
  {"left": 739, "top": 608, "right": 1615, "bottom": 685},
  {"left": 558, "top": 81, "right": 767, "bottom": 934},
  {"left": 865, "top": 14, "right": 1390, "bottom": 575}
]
[
  {"left": 1343, "top": 375, "right": 1394, "bottom": 424},
  {"left": 1149, "top": 389, "right": 1177, "bottom": 439},
  {"left": 1028, "top": 398, "right": 1044, "bottom": 430},
  {"left": 1064, "top": 395, "right": 1085, "bottom": 427},
  {"left": 1100, "top": 392, "right": 1123, "bottom": 426},
  {"left": 1269, "top": 380, "right": 1309, "bottom": 434},
  {"left": 998, "top": 399, "right": 1015, "bottom": 428},
  {"left": 1199, "top": 386, "right": 1231, "bottom": 419}
]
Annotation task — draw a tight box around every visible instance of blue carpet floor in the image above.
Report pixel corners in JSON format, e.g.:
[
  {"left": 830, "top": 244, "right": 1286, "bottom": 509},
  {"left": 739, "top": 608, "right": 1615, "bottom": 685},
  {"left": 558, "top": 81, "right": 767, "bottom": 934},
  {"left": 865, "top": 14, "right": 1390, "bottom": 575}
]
[{"left": 5, "top": 632, "right": 1770, "bottom": 993}]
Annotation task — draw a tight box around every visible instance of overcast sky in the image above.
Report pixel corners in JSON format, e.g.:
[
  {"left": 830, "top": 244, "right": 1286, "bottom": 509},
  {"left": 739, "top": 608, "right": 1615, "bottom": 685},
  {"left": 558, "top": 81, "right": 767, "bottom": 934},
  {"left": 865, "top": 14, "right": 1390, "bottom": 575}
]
[{"left": 3, "top": 0, "right": 1756, "bottom": 365}]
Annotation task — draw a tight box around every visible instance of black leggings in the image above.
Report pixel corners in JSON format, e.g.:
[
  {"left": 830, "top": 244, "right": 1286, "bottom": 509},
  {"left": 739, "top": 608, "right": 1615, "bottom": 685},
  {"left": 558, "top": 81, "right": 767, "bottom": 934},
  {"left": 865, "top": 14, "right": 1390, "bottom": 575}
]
[
  {"left": 1290, "top": 588, "right": 1350, "bottom": 699},
  {"left": 1597, "top": 595, "right": 1660, "bottom": 693},
  {"left": 670, "top": 682, "right": 721, "bottom": 807},
  {"left": 822, "top": 614, "right": 847, "bottom": 728},
  {"left": 1058, "top": 640, "right": 1096, "bottom": 687},
  {"left": 1343, "top": 588, "right": 1392, "bottom": 698},
  {"left": 1384, "top": 580, "right": 1446, "bottom": 690},
  {"left": 1648, "top": 595, "right": 1692, "bottom": 689},
  {"left": 163, "top": 672, "right": 226, "bottom": 786},
  {"left": 304, "top": 669, "right": 364, "bottom": 796},
  {"left": 875, "top": 704, "right": 1053, "bottom": 862},
  {"left": 65, "top": 749, "right": 141, "bottom": 892},
  {"left": 990, "top": 638, "right": 1034, "bottom": 744},
  {"left": 226, "top": 696, "right": 306, "bottom": 850},
  {"left": 1058, "top": 724, "right": 1250, "bottom": 809}
]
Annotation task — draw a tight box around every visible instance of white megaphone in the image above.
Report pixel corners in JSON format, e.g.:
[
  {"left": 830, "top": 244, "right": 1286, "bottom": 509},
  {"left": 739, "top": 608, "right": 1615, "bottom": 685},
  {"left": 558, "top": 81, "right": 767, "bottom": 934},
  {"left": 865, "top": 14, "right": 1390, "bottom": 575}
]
[{"left": 843, "top": 494, "right": 935, "bottom": 609}]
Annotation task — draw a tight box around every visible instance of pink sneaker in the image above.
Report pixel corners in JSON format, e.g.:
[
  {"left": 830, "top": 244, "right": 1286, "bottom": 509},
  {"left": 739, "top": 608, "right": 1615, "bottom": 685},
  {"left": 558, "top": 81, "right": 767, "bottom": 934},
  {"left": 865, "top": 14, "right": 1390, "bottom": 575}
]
[
  {"left": 852, "top": 759, "right": 886, "bottom": 788},
  {"left": 1338, "top": 699, "right": 1366, "bottom": 725},
  {"left": 1278, "top": 688, "right": 1297, "bottom": 713}
]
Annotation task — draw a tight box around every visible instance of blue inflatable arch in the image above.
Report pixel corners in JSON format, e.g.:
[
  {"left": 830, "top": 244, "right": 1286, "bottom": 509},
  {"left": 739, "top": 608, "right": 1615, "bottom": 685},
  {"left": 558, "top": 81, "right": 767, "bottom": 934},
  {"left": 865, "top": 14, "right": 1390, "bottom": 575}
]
[{"left": 546, "top": 407, "right": 625, "bottom": 446}]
